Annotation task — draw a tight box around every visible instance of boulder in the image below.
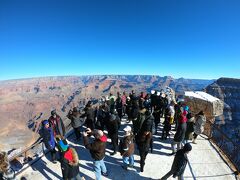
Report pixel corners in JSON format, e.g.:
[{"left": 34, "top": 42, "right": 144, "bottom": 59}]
[{"left": 184, "top": 91, "right": 224, "bottom": 121}]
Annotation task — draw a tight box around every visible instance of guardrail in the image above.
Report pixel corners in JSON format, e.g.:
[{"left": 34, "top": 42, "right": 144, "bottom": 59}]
[
  {"left": 7, "top": 122, "right": 73, "bottom": 175},
  {"left": 204, "top": 119, "right": 240, "bottom": 175}
]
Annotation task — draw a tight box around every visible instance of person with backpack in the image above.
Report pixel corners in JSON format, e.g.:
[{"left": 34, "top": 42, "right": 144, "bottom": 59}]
[
  {"left": 119, "top": 125, "right": 135, "bottom": 170},
  {"left": 41, "top": 120, "right": 57, "bottom": 163},
  {"left": 58, "top": 140, "right": 82, "bottom": 180}
]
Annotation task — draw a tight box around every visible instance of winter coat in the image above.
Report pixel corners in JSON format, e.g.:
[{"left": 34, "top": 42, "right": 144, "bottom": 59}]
[
  {"left": 67, "top": 111, "right": 85, "bottom": 128},
  {"left": 185, "top": 117, "right": 195, "bottom": 140},
  {"left": 194, "top": 115, "right": 206, "bottom": 135},
  {"left": 41, "top": 126, "right": 55, "bottom": 150},
  {"left": 48, "top": 115, "right": 66, "bottom": 137},
  {"left": 106, "top": 114, "right": 119, "bottom": 137},
  {"left": 119, "top": 134, "right": 135, "bottom": 157},
  {"left": 84, "top": 134, "right": 107, "bottom": 160},
  {"left": 82, "top": 107, "right": 95, "bottom": 122},
  {"left": 81, "top": 107, "right": 95, "bottom": 129},
  {"left": 136, "top": 132, "right": 152, "bottom": 152},
  {"left": 178, "top": 110, "right": 188, "bottom": 124},
  {"left": 60, "top": 147, "right": 80, "bottom": 179},
  {"left": 171, "top": 149, "right": 188, "bottom": 176},
  {"left": 131, "top": 100, "right": 139, "bottom": 120},
  {"left": 116, "top": 97, "right": 123, "bottom": 110},
  {"left": 134, "top": 109, "right": 147, "bottom": 134}
]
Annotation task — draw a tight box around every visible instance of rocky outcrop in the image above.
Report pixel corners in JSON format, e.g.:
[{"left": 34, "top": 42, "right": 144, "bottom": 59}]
[
  {"left": 206, "top": 78, "right": 240, "bottom": 126},
  {"left": 205, "top": 78, "right": 240, "bottom": 170}
]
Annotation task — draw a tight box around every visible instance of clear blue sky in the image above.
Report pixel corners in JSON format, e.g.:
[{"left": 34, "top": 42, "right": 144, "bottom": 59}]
[{"left": 0, "top": 0, "right": 239, "bottom": 80}]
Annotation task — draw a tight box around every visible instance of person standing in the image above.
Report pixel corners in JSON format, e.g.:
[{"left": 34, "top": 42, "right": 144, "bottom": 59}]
[
  {"left": 136, "top": 116, "right": 153, "bottom": 172},
  {"left": 121, "top": 91, "right": 127, "bottom": 116},
  {"left": 67, "top": 107, "right": 85, "bottom": 141},
  {"left": 192, "top": 111, "right": 206, "bottom": 144},
  {"left": 81, "top": 101, "right": 95, "bottom": 130},
  {"left": 58, "top": 142, "right": 82, "bottom": 180},
  {"left": 170, "top": 106, "right": 188, "bottom": 155},
  {"left": 83, "top": 129, "right": 108, "bottom": 180},
  {"left": 48, "top": 110, "right": 66, "bottom": 137},
  {"left": 161, "top": 143, "right": 192, "bottom": 180},
  {"left": 119, "top": 125, "right": 135, "bottom": 170},
  {"left": 106, "top": 112, "right": 119, "bottom": 155},
  {"left": 41, "top": 120, "right": 57, "bottom": 163}
]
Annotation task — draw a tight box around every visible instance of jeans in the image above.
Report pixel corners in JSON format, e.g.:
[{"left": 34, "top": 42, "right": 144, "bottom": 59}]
[
  {"left": 161, "top": 169, "right": 184, "bottom": 180},
  {"left": 123, "top": 155, "right": 134, "bottom": 168},
  {"left": 93, "top": 159, "right": 107, "bottom": 180}
]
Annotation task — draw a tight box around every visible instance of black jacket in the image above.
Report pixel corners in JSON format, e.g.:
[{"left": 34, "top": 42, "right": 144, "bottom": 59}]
[{"left": 171, "top": 149, "right": 188, "bottom": 176}]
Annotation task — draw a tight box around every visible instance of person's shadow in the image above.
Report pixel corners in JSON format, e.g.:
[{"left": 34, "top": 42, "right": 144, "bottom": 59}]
[{"left": 30, "top": 158, "right": 62, "bottom": 180}]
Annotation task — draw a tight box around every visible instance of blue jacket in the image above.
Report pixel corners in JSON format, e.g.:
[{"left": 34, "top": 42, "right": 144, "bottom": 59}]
[{"left": 41, "top": 126, "right": 55, "bottom": 150}]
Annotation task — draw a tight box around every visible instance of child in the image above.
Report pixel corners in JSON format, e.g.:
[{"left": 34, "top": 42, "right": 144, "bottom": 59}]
[{"left": 119, "top": 125, "right": 135, "bottom": 170}]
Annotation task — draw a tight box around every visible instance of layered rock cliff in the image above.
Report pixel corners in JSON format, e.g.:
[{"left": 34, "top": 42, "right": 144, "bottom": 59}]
[{"left": 0, "top": 75, "right": 213, "bottom": 151}]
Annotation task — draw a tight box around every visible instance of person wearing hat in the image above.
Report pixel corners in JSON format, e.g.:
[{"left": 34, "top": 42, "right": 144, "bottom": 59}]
[
  {"left": 41, "top": 120, "right": 57, "bottom": 163},
  {"left": 161, "top": 143, "right": 192, "bottom": 180},
  {"left": 48, "top": 110, "right": 66, "bottom": 137},
  {"left": 58, "top": 140, "right": 82, "bottom": 180},
  {"left": 119, "top": 125, "right": 135, "bottom": 170},
  {"left": 83, "top": 128, "right": 108, "bottom": 180}
]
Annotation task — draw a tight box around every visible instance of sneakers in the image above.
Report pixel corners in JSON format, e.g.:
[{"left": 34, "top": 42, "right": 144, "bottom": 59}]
[{"left": 101, "top": 171, "right": 108, "bottom": 176}]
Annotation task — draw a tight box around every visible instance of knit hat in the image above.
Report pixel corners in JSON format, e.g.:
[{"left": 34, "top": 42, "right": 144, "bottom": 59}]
[
  {"left": 183, "top": 143, "right": 192, "bottom": 152},
  {"left": 58, "top": 140, "right": 69, "bottom": 152},
  {"left": 42, "top": 120, "right": 49, "bottom": 126}
]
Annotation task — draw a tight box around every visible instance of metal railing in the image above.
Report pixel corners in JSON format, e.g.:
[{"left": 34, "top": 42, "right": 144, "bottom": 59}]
[{"left": 204, "top": 120, "right": 240, "bottom": 175}]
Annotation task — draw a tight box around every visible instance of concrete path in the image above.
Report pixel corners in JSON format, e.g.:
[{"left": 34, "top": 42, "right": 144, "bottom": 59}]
[{"left": 17, "top": 119, "right": 236, "bottom": 180}]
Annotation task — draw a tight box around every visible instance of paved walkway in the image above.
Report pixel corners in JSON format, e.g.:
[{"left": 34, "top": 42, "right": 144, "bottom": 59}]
[{"left": 17, "top": 119, "right": 236, "bottom": 180}]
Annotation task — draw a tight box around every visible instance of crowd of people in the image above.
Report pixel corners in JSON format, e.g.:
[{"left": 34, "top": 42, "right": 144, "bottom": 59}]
[{"left": 37, "top": 90, "right": 206, "bottom": 180}]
